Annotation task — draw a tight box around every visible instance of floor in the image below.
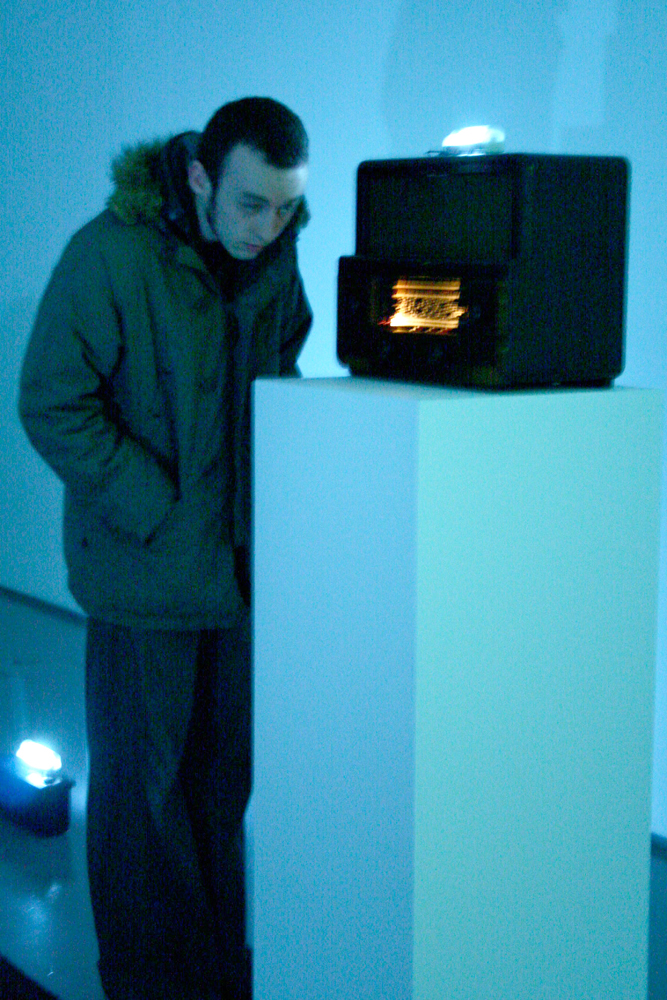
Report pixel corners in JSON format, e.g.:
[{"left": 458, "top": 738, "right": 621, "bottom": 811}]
[
  {"left": 0, "top": 587, "right": 102, "bottom": 999},
  {"left": 0, "top": 585, "right": 666, "bottom": 999}
]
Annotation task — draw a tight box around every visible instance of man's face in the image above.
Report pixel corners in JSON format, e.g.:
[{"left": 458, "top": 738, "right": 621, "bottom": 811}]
[{"left": 189, "top": 143, "right": 308, "bottom": 260}]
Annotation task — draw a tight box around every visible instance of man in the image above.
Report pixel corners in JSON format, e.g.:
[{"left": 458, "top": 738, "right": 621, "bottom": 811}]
[{"left": 19, "top": 97, "right": 311, "bottom": 1000}]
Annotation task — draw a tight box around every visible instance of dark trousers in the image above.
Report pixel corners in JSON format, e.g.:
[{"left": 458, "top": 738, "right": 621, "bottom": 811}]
[{"left": 85, "top": 615, "right": 251, "bottom": 1000}]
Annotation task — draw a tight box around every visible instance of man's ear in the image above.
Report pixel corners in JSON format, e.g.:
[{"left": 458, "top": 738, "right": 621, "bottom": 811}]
[{"left": 188, "top": 160, "right": 212, "bottom": 198}]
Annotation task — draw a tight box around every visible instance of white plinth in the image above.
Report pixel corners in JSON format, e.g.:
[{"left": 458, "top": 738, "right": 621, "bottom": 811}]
[{"left": 252, "top": 377, "right": 663, "bottom": 1000}]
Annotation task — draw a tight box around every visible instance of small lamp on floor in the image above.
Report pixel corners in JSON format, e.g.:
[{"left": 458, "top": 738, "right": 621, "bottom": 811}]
[{"left": 0, "top": 740, "right": 74, "bottom": 835}]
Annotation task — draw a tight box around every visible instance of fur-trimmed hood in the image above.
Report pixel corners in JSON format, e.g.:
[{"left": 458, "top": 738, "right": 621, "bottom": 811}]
[
  {"left": 107, "top": 138, "right": 169, "bottom": 226},
  {"left": 106, "top": 132, "right": 310, "bottom": 246}
]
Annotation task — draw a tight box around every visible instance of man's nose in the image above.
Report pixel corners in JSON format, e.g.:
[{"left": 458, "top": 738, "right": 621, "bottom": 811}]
[{"left": 257, "top": 210, "right": 283, "bottom": 242}]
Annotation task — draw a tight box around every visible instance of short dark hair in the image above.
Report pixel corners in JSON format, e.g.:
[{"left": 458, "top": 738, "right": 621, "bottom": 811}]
[{"left": 197, "top": 97, "right": 308, "bottom": 189}]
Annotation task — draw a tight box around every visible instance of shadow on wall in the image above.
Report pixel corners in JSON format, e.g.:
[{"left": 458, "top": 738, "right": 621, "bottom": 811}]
[
  {"left": 381, "top": 0, "right": 562, "bottom": 156},
  {"left": 381, "top": 0, "right": 667, "bottom": 386},
  {"left": 592, "top": 2, "right": 667, "bottom": 386}
]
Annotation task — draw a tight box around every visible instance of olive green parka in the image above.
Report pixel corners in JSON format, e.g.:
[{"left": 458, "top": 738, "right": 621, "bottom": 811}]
[{"left": 19, "top": 134, "right": 312, "bottom": 627}]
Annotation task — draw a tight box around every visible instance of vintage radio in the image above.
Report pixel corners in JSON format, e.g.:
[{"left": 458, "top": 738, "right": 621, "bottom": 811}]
[{"left": 337, "top": 154, "right": 629, "bottom": 388}]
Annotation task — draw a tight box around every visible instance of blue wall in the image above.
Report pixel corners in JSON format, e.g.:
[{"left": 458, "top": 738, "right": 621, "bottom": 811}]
[{"left": 1, "top": 0, "right": 665, "bottom": 832}]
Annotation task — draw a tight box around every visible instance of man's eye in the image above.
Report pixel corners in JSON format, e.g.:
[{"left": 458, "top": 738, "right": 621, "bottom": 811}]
[{"left": 240, "top": 201, "right": 262, "bottom": 215}]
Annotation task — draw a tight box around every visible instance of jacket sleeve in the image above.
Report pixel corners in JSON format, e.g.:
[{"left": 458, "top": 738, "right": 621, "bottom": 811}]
[{"left": 18, "top": 229, "right": 178, "bottom": 544}]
